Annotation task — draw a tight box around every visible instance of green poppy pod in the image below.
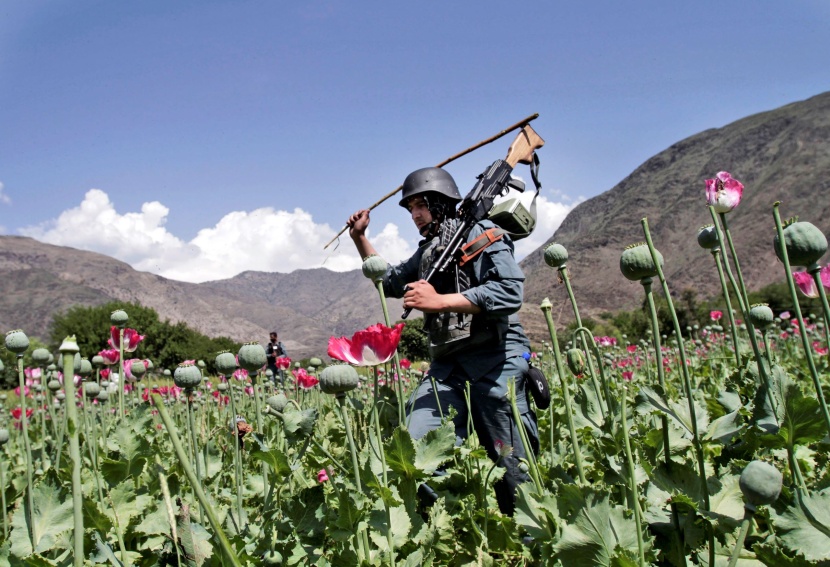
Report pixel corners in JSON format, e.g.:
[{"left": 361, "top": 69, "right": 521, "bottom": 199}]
[
  {"left": 540, "top": 297, "right": 553, "bottom": 311},
  {"left": 79, "top": 358, "right": 93, "bottom": 377},
  {"left": 748, "top": 304, "right": 774, "bottom": 330},
  {"left": 96, "top": 390, "right": 109, "bottom": 402},
  {"left": 73, "top": 353, "right": 82, "bottom": 374},
  {"left": 217, "top": 382, "right": 228, "bottom": 392},
  {"left": 4, "top": 330, "right": 30, "bottom": 354},
  {"left": 739, "top": 460, "right": 782, "bottom": 510},
  {"left": 237, "top": 342, "right": 267, "bottom": 373},
  {"left": 362, "top": 254, "right": 388, "bottom": 281},
  {"left": 294, "top": 361, "right": 301, "bottom": 368},
  {"left": 319, "top": 365, "right": 360, "bottom": 396},
  {"left": 197, "top": 360, "right": 205, "bottom": 368},
  {"left": 163, "top": 369, "right": 172, "bottom": 377},
  {"left": 56, "top": 392, "right": 65, "bottom": 401},
  {"left": 774, "top": 219, "right": 828, "bottom": 269},
  {"left": 130, "top": 360, "right": 147, "bottom": 379},
  {"left": 84, "top": 382, "right": 101, "bottom": 399},
  {"left": 174, "top": 364, "right": 203, "bottom": 389},
  {"left": 32, "top": 348, "right": 51, "bottom": 366},
  {"left": 697, "top": 225, "right": 720, "bottom": 250},
  {"left": 309, "top": 357, "right": 323, "bottom": 368},
  {"left": 100, "top": 380, "right": 110, "bottom": 388},
  {"left": 47, "top": 363, "right": 56, "bottom": 372},
  {"left": 262, "top": 550, "right": 283, "bottom": 565},
  {"left": 0, "top": 429, "right": 9, "bottom": 446},
  {"left": 215, "top": 351, "right": 238, "bottom": 376},
  {"left": 566, "top": 348, "right": 585, "bottom": 376},
  {"left": 543, "top": 243, "right": 568, "bottom": 268},
  {"left": 266, "top": 393, "right": 289, "bottom": 413},
  {"left": 58, "top": 335, "right": 79, "bottom": 354},
  {"left": 145, "top": 360, "right": 154, "bottom": 371},
  {"left": 48, "top": 380, "right": 61, "bottom": 392},
  {"left": 110, "top": 309, "right": 129, "bottom": 327},
  {"left": 91, "top": 355, "right": 105, "bottom": 368},
  {"left": 620, "top": 243, "right": 663, "bottom": 281}
]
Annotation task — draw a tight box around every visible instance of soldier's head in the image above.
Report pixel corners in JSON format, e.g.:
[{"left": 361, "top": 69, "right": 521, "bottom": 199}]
[
  {"left": 399, "top": 167, "right": 461, "bottom": 236},
  {"left": 270, "top": 332, "right": 278, "bottom": 342}
]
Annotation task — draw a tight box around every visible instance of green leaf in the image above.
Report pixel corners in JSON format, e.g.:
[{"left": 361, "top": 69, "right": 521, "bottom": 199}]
[
  {"left": 574, "top": 382, "right": 604, "bottom": 431},
  {"left": 177, "top": 514, "right": 214, "bottom": 567},
  {"left": 636, "top": 386, "right": 708, "bottom": 440},
  {"left": 553, "top": 492, "right": 648, "bottom": 567},
  {"left": 249, "top": 447, "right": 292, "bottom": 478},
  {"left": 9, "top": 480, "right": 73, "bottom": 557},
  {"left": 514, "top": 483, "right": 558, "bottom": 540},
  {"left": 104, "top": 480, "right": 152, "bottom": 531},
  {"left": 135, "top": 503, "right": 172, "bottom": 537},
  {"left": 771, "top": 491, "right": 830, "bottom": 562},
  {"left": 703, "top": 410, "right": 741, "bottom": 444},
  {"left": 414, "top": 421, "right": 456, "bottom": 476},
  {"left": 368, "top": 504, "right": 412, "bottom": 551},
  {"left": 385, "top": 427, "right": 420, "bottom": 481}
]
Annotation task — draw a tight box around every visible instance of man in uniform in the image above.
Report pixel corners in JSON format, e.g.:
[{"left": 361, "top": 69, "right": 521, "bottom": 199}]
[
  {"left": 346, "top": 166, "right": 537, "bottom": 515},
  {"left": 266, "top": 331, "right": 287, "bottom": 385}
]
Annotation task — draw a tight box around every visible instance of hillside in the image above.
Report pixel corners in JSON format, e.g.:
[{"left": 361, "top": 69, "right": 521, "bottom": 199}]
[{"left": 3, "top": 92, "right": 829, "bottom": 354}]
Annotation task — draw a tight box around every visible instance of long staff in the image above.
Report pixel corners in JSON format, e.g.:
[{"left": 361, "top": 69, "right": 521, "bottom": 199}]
[{"left": 322, "top": 113, "right": 539, "bottom": 249}]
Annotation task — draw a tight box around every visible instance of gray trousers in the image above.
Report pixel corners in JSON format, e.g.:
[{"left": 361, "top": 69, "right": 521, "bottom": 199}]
[{"left": 407, "top": 355, "right": 539, "bottom": 515}]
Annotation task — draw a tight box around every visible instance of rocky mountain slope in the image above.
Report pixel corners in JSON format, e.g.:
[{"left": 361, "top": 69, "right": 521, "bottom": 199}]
[{"left": 2, "top": 92, "right": 829, "bottom": 355}]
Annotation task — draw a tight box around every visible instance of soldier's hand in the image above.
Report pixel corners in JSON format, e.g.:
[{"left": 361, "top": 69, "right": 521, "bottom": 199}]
[
  {"left": 347, "top": 209, "right": 370, "bottom": 239},
  {"left": 403, "top": 280, "right": 443, "bottom": 313}
]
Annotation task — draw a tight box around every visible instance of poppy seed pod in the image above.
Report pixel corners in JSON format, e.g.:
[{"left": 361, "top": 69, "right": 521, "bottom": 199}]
[
  {"left": 58, "top": 335, "right": 79, "bottom": 354},
  {"left": 774, "top": 219, "right": 828, "bottom": 269},
  {"left": 0, "top": 360, "right": 4, "bottom": 373},
  {"left": 237, "top": 343, "right": 267, "bottom": 373},
  {"left": 739, "top": 460, "right": 782, "bottom": 511},
  {"left": 543, "top": 243, "right": 568, "bottom": 268},
  {"left": 96, "top": 390, "right": 109, "bottom": 402},
  {"left": 4, "top": 330, "right": 30, "bottom": 354},
  {"left": 91, "top": 355, "right": 105, "bottom": 368},
  {"left": 620, "top": 243, "right": 663, "bottom": 282},
  {"left": 79, "top": 358, "right": 93, "bottom": 378},
  {"left": 48, "top": 380, "right": 61, "bottom": 392},
  {"left": 174, "top": 364, "right": 203, "bottom": 389},
  {"left": 84, "top": 382, "right": 101, "bottom": 399},
  {"left": 540, "top": 297, "right": 553, "bottom": 311},
  {"left": 266, "top": 393, "right": 289, "bottom": 413},
  {"left": 130, "top": 360, "right": 147, "bottom": 380},
  {"left": 32, "top": 348, "right": 51, "bottom": 367},
  {"left": 110, "top": 309, "right": 128, "bottom": 328},
  {"left": 566, "top": 348, "right": 586, "bottom": 376},
  {"left": 748, "top": 304, "right": 774, "bottom": 330},
  {"left": 217, "top": 382, "right": 228, "bottom": 391},
  {"left": 361, "top": 254, "right": 388, "bottom": 282},
  {"left": 0, "top": 429, "right": 8, "bottom": 446},
  {"left": 697, "top": 225, "right": 720, "bottom": 250},
  {"left": 319, "top": 365, "right": 360, "bottom": 396},
  {"left": 215, "top": 351, "right": 238, "bottom": 376},
  {"left": 73, "top": 353, "right": 82, "bottom": 374}
]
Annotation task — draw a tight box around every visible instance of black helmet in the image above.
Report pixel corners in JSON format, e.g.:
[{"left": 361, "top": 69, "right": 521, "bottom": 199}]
[{"left": 398, "top": 167, "right": 462, "bottom": 208}]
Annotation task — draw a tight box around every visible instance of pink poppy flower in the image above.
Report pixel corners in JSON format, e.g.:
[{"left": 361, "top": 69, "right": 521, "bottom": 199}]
[
  {"left": 812, "top": 341, "right": 829, "bottom": 356},
  {"left": 705, "top": 171, "right": 744, "bottom": 213},
  {"left": 822, "top": 265, "right": 830, "bottom": 288},
  {"left": 317, "top": 469, "right": 329, "bottom": 483},
  {"left": 710, "top": 310, "right": 723, "bottom": 322},
  {"left": 100, "top": 368, "right": 111, "bottom": 380},
  {"left": 293, "top": 368, "right": 319, "bottom": 389},
  {"left": 400, "top": 358, "right": 412, "bottom": 370},
  {"left": 108, "top": 327, "right": 145, "bottom": 353},
  {"left": 182, "top": 359, "right": 196, "bottom": 365},
  {"left": 494, "top": 439, "right": 513, "bottom": 458},
  {"left": 780, "top": 311, "right": 791, "bottom": 320},
  {"left": 327, "top": 323, "right": 404, "bottom": 366},
  {"left": 622, "top": 371, "right": 634, "bottom": 381},
  {"left": 98, "top": 349, "right": 120, "bottom": 365},
  {"left": 276, "top": 356, "right": 292, "bottom": 370},
  {"left": 232, "top": 368, "right": 248, "bottom": 381},
  {"left": 793, "top": 271, "right": 819, "bottom": 298},
  {"left": 627, "top": 345, "right": 638, "bottom": 354}
]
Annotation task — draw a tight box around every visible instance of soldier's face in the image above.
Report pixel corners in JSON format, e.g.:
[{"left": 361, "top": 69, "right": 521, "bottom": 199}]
[{"left": 406, "top": 197, "right": 432, "bottom": 232}]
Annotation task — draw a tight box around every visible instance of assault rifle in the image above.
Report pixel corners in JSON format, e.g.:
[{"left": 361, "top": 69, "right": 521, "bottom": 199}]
[{"left": 401, "top": 125, "right": 544, "bottom": 319}]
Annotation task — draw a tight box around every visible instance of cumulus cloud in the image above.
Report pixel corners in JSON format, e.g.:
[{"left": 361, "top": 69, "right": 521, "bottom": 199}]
[
  {"left": 19, "top": 189, "right": 414, "bottom": 283},
  {"left": 18, "top": 187, "right": 574, "bottom": 283},
  {"left": 0, "top": 182, "right": 10, "bottom": 205}
]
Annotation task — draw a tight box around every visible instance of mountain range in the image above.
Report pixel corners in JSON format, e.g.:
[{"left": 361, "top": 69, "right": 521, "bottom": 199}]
[{"left": 2, "top": 92, "right": 829, "bottom": 358}]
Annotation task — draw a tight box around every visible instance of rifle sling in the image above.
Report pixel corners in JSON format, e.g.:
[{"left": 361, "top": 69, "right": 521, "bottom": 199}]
[{"left": 459, "top": 227, "right": 507, "bottom": 267}]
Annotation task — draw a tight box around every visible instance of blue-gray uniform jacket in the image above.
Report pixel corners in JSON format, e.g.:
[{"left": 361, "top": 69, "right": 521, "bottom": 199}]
[{"left": 380, "top": 219, "right": 532, "bottom": 410}]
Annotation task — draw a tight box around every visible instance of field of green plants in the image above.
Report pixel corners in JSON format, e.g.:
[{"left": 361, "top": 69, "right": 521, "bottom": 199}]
[{"left": 1, "top": 172, "right": 829, "bottom": 566}]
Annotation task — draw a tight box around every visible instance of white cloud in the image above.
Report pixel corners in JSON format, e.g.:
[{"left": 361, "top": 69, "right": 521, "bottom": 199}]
[
  {"left": 0, "top": 182, "right": 10, "bottom": 205},
  {"left": 17, "top": 187, "right": 574, "bottom": 284},
  {"left": 19, "top": 189, "right": 414, "bottom": 283}
]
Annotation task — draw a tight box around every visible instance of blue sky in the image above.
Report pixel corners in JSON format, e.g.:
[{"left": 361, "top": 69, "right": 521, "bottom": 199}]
[{"left": 1, "top": 0, "right": 828, "bottom": 282}]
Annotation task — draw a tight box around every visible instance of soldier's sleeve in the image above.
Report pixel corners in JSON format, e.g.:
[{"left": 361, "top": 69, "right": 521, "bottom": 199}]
[
  {"left": 460, "top": 223, "right": 525, "bottom": 318},
  {"left": 381, "top": 246, "right": 424, "bottom": 298}
]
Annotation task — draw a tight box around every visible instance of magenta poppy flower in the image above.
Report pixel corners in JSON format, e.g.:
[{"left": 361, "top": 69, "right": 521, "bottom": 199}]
[
  {"left": 108, "top": 326, "right": 146, "bottom": 353},
  {"left": 780, "top": 311, "right": 791, "bottom": 320},
  {"left": 98, "top": 349, "right": 120, "bottom": 366},
  {"left": 622, "top": 371, "right": 634, "bottom": 382},
  {"left": 317, "top": 469, "right": 329, "bottom": 483},
  {"left": 705, "top": 171, "right": 744, "bottom": 213},
  {"left": 276, "top": 356, "right": 292, "bottom": 370},
  {"left": 399, "top": 358, "right": 412, "bottom": 370},
  {"left": 232, "top": 368, "right": 248, "bottom": 381},
  {"left": 710, "top": 310, "right": 723, "bottom": 322},
  {"left": 793, "top": 271, "right": 819, "bottom": 298},
  {"left": 327, "top": 323, "right": 404, "bottom": 366},
  {"left": 293, "top": 368, "right": 319, "bottom": 389}
]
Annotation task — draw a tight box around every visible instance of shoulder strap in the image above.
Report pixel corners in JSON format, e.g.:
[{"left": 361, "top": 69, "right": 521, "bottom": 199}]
[{"left": 459, "top": 227, "right": 507, "bottom": 267}]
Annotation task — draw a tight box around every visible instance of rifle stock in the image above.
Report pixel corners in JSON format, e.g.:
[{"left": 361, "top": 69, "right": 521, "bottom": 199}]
[{"left": 505, "top": 125, "right": 544, "bottom": 168}]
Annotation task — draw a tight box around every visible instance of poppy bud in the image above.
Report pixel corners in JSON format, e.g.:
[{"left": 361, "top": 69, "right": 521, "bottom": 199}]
[
  {"left": 566, "top": 348, "right": 585, "bottom": 376},
  {"left": 697, "top": 225, "right": 720, "bottom": 250},
  {"left": 361, "top": 254, "right": 388, "bottom": 282},
  {"left": 620, "top": 243, "right": 663, "bottom": 282},
  {"left": 774, "top": 219, "right": 828, "bottom": 270},
  {"left": 748, "top": 304, "right": 774, "bottom": 330},
  {"left": 739, "top": 460, "right": 782, "bottom": 511}
]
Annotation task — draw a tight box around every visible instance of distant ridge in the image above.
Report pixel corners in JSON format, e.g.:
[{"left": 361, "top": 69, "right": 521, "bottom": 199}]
[{"left": 3, "top": 92, "right": 829, "bottom": 352}]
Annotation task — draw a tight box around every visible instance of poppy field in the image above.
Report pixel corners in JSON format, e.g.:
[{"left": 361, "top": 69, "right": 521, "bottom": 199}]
[{"left": 1, "top": 171, "right": 830, "bottom": 566}]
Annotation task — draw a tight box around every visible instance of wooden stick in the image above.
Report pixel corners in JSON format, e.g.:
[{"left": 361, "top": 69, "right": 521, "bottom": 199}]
[{"left": 323, "top": 113, "right": 540, "bottom": 249}]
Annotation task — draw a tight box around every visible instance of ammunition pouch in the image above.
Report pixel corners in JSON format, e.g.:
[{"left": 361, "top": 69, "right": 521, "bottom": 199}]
[{"left": 426, "top": 311, "right": 505, "bottom": 360}]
